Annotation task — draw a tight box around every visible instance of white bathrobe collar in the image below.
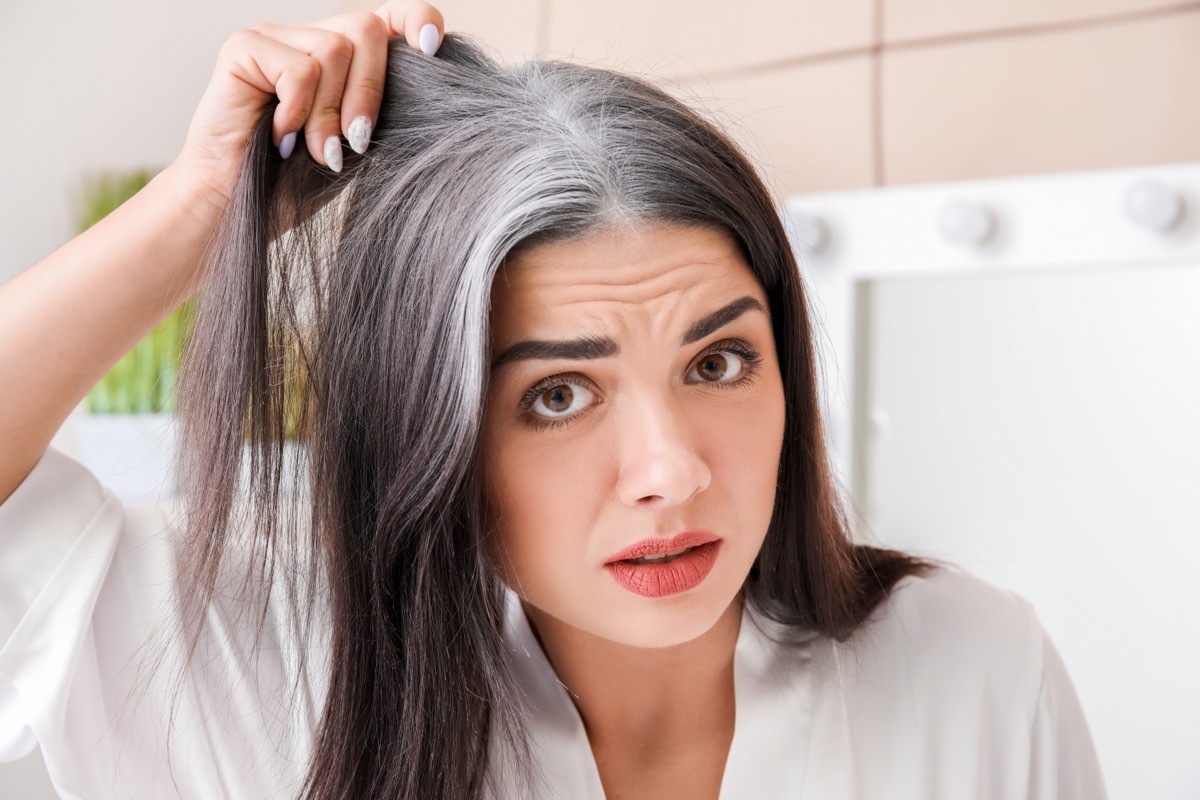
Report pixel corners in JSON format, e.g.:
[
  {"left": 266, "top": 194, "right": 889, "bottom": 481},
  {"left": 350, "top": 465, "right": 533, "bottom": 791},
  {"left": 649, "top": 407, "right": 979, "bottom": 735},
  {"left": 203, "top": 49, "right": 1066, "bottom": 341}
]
[{"left": 494, "top": 585, "right": 825, "bottom": 798}]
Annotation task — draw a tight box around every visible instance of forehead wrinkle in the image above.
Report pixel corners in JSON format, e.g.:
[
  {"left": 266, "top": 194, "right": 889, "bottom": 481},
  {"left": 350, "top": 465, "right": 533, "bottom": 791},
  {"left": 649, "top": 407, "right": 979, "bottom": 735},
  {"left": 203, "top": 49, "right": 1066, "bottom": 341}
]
[
  {"left": 496, "top": 226, "right": 743, "bottom": 295},
  {"left": 490, "top": 224, "right": 759, "bottom": 347},
  {"left": 505, "top": 257, "right": 725, "bottom": 302},
  {"left": 522, "top": 254, "right": 735, "bottom": 306},
  {"left": 531, "top": 278, "right": 728, "bottom": 345}
]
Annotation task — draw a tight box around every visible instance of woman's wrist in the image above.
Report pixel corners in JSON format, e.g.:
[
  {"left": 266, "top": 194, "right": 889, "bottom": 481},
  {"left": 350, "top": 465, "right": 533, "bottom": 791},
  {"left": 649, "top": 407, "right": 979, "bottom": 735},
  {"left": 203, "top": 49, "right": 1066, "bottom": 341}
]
[
  {"left": 138, "top": 160, "right": 236, "bottom": 301},
  {"left": 154, "top": 159, "right": 231, "bottom": 234}
]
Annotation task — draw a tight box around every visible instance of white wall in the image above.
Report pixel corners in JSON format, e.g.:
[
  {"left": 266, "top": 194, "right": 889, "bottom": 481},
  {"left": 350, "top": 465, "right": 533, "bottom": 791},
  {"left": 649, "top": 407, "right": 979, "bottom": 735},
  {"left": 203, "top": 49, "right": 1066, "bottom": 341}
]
[
  {"left": 0, "top": 6, "right": 338, "bottom": 800},
  {"left": 0, "top": 0, "right": 338, "bottom": 283}
]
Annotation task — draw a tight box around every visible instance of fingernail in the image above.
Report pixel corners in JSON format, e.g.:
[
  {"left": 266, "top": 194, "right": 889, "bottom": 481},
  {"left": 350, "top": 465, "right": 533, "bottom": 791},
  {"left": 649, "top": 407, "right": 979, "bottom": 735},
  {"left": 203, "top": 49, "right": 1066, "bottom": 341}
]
[
  {"left": 348, "top": 115, "right": 372, "bottom": 155},
  {"left": 324, "top": 135, "right": 343, "bottom": 173},
  {"left": 419, "top": 23, "right": 440, "bottom": 56},
  {"left": 279, "top": 131, "right": 297, "bottom": 159}
]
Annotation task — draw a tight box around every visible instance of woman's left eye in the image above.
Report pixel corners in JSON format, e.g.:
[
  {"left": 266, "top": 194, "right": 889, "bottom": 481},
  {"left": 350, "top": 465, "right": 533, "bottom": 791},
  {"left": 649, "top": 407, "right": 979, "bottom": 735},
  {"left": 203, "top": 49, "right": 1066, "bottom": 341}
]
[{"left": 687, "top": 343, "right": 760, "bottom": 385}]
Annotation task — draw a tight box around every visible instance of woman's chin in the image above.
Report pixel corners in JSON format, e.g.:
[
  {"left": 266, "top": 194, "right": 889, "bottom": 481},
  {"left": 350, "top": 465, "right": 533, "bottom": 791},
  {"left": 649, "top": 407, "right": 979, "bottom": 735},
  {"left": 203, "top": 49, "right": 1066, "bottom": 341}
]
[{"left": 586, "top": 589, "right": 740, "bottom": 650}]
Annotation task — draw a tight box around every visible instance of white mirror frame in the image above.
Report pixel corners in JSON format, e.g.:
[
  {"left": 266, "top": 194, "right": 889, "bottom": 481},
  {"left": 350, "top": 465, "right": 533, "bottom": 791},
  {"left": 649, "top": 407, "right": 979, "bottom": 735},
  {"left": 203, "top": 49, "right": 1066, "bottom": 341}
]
[{"left": 781, "top": 160, "right": 1200, "bottom": 534}]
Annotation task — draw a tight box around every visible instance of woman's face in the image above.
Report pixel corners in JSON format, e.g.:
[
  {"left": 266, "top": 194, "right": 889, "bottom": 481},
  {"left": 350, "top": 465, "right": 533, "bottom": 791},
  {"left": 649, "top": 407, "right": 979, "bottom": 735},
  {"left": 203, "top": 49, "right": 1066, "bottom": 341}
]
[{"left": 480, "top": 222, "right": 786, "bottom": 649}]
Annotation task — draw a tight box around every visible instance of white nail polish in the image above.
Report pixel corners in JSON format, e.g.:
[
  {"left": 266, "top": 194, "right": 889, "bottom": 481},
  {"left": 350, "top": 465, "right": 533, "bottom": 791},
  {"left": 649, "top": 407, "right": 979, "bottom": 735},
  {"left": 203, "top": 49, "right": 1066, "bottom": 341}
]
[
  {"left": 348, "top": 116, "right": 372, "bottom": 155},
  {"left": 419, "top": 23, "right": 440, "bottom": 56},
  {"left": 279, "top": 131, "right": 297, "bottom": 159},
  {"left": 324, "top": 135, "right": 343, "bottom": 173}
]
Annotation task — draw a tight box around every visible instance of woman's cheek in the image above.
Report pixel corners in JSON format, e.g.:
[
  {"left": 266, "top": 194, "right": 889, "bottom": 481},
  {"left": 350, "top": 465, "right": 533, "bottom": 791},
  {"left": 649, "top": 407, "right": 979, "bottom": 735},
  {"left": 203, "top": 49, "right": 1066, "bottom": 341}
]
[
  {"left": 716, "top": 380, "right": 785, "bottom": 515},
  {"left": 488, "top": 427, "right": 595, "bottom": 585}
]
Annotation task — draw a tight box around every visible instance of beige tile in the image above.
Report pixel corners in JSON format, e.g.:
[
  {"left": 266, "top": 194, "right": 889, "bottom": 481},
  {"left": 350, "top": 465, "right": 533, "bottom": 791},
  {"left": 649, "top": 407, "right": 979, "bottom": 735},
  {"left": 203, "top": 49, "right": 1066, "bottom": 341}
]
[
  {"left": 339, "top": 0, "right": 540, "bottom": 64},
  {"left": 666, "top": 55, "right": 876, "bottom": 198},
  {"left": 882, "top": 10, "right": 1200, "bottom": 185},
  {"left": 884, "top": 0, "right": 1190, "bottom": 44},
  {"left": 545, "top": 0, "right": 874, "bottom": 80}
]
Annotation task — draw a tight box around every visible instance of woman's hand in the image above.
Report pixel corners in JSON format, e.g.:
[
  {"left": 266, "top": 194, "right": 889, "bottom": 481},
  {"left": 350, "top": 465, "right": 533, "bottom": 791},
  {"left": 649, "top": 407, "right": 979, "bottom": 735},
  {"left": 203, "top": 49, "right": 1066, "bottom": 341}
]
[{"left": 170, "top": 0, "right": 445, "bottom": 221}]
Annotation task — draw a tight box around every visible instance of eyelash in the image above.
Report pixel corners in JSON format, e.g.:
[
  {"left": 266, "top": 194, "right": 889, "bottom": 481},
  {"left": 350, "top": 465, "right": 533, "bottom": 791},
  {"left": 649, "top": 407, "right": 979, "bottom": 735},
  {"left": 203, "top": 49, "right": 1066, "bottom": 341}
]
[{"left": 518, "top": 339, "right": 764, "bottom": 432}]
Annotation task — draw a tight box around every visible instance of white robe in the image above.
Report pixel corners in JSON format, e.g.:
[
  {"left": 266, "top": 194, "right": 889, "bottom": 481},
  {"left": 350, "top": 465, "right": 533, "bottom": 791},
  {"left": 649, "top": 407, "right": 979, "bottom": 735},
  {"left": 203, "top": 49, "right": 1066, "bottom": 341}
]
[{"left": 0, "top": 446, "right": 1108, "bottom": 798}]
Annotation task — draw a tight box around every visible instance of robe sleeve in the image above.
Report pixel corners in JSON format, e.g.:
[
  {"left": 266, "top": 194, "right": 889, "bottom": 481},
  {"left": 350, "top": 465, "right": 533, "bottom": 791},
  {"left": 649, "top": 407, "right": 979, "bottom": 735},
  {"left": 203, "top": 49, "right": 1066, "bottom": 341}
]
[
  {"left": 1026, "top": 623, "right": 1109, "bottom": 799},
  {"left": 0, "top": 446, "right": 123, "bottom": 761}
]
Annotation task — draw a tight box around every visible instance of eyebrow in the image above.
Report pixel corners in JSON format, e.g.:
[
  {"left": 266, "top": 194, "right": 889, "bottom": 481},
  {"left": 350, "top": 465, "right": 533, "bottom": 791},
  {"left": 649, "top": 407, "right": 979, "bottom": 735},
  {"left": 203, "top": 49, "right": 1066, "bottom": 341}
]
[{"left": 490, "top": 295, "right": 767, "bottom": 374}]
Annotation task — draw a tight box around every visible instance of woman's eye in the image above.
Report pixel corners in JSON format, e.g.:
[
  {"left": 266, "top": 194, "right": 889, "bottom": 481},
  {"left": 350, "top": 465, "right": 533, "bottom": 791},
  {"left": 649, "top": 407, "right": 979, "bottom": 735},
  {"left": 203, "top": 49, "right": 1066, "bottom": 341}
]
[
  {"left": 689, "top": 350, "right": 747, "bottom": 383},
  {"left": 528, "top": 380, "right": 595, "bottom": 419}
]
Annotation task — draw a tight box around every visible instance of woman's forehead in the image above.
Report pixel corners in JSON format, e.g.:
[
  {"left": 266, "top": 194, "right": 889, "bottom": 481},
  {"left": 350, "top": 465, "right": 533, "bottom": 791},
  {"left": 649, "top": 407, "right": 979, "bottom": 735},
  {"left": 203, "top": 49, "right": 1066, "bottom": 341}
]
[{"left": 490, "top": 223, "right": 763, "bottom": 337}]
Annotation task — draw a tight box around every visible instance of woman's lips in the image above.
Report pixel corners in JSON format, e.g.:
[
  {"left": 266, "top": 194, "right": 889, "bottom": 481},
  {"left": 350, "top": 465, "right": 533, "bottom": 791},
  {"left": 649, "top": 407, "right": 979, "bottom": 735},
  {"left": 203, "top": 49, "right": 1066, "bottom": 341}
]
[
  {"left": 604, "top": 530, "right": 721, "bottom": 564},
  {"left": 605, "top": 540, "right": 722, "bottom": 598}
]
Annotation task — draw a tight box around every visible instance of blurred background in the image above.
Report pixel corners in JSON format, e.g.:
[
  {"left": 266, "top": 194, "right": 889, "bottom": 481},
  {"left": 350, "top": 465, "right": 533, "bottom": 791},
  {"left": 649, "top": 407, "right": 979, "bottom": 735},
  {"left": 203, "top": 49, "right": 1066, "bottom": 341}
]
[{"left": 1, "top": 0, "right": 1197, "bottom": 797}]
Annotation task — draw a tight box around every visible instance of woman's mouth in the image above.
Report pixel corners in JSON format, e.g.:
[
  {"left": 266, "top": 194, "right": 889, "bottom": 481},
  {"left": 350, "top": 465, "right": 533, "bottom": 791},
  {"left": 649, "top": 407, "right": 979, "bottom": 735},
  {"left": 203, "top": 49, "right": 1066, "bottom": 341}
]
[
  {"left": 622, "top": 546, "right": 695, "bottom": 565},
  {"left": 604, "top": 530, "right": 721, "bottom": 563},
  {"left": 606, "top": 540, "right": 722, "bottom": 597}
]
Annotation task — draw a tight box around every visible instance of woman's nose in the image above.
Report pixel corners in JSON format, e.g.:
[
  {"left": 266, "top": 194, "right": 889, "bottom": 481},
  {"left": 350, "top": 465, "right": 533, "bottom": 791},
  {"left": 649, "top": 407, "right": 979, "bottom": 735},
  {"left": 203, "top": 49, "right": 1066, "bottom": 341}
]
[{"left": 614, "top": 392, "right": 712, "bottom": 508}]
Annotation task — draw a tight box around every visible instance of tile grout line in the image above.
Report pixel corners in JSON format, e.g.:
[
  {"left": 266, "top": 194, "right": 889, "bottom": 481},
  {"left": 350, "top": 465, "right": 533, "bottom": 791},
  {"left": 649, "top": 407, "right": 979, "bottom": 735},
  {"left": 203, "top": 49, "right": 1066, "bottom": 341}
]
[
  {"left": 872, "top": 0, "right": 886, "bottom": 187},
  {"left": 885, "top": 0, "right": 1200, "bottom": 53},
  {"left": 536, "top": 0, "right": 552, "bottom": 54},
  {"left": 668, "top": 0, "right": 1200, "bottom": 84}
]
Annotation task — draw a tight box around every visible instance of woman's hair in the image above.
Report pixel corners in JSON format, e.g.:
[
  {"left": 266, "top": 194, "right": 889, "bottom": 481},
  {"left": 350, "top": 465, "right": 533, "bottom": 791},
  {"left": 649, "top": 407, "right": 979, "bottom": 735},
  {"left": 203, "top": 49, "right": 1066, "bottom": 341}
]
[{"left": 171, "top": 32, "right": 939, "bottom": 800}]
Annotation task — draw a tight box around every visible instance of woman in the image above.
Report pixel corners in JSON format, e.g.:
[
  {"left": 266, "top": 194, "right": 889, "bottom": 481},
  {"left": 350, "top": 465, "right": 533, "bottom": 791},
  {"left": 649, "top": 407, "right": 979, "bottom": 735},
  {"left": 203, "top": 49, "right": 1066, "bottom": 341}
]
[{"left": 0, "top": 2, "right": 1107, "bottom": 798}]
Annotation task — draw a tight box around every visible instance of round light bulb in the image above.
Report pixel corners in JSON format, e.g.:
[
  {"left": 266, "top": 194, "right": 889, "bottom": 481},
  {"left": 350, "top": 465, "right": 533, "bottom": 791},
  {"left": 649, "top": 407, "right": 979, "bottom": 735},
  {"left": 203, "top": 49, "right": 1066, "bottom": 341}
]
[
  {"left": 788, "top": 211, "right": 830, "bottom": 260},
  {"left": 937, "top": 200, "right": 996, "bottom": 246},
  {"left": 1124, "top": 180, "right": 1184, "bottom": 232}
]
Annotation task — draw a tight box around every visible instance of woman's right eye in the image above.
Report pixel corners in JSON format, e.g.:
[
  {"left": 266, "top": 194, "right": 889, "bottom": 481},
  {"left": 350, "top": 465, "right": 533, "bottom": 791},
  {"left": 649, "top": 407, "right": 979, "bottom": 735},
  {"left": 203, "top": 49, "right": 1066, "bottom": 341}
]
[{"left": 521, "top": 377, "right": 596, "bottom": 423}]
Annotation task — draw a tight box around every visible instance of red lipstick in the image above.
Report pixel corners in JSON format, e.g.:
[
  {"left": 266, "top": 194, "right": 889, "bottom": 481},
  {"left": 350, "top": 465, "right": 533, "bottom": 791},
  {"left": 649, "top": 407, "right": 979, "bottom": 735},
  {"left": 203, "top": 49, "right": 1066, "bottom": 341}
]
[
  {"left": 604, "top": 531, "right": 721, "bottom": 564},
  {"left": 604, "top": 531, "right": 723, "bottom": 599}
]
